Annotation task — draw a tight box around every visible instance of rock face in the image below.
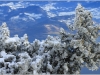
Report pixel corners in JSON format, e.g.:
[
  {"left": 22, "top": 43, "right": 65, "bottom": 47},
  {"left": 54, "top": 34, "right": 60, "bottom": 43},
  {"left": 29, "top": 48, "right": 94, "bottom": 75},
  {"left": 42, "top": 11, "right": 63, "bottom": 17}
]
[{"left": 0, "top": 4, "right": 100, "bottom": 74}]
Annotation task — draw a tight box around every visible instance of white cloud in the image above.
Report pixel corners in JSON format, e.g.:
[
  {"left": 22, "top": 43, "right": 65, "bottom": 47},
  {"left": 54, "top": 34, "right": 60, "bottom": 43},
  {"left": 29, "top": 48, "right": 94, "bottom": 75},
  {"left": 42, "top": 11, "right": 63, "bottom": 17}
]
[
  {"left": 44, "top": 25, "right": 51, "bottom": 31},
  {"left": 24, "top": 13, "right": 42, "bottom": 20},
  {"left": 28, "top": 17, "right": 35, "bottom": 21},
  {"left": 40, "top": 3, "right": 57, "bottom": 18},
  {"left": 11, "top": 16, "right": 34, "bottom": 21},
  {"left": 22, "top": 18, "right": 27, "bottom": 21},
  {"left": 58, "top": 18, "right": 75, "bottom": 30},
  {"left": 58, "top": 11, "right": 75, "bottom": 16},
  {"left": 10, "top": 15, "right": 20, "bottom": 20},
  {"left": 44, "top": 24, "right": 59, "bottom": 30},
  {"left": 87, "top": 7, "right": 100, "bottom": 19},
  {"left": 44, "top": 24, "right": 60, "bottom": 34},
  {"left": 41, "top": 3, "right": 74, "bottom": 18},
  {"left": 0, "top": 2, "right": 25, "bottom": 10},
  {"left": 47, "top": 12, "right": 57, "bottom": 18},
  {"left": 10, "top": 15, "right": 28, "bottom": 21},
  {"left": 41, "top": 3, "right": 56, "bottom": 11},
  {"left": 51, "top": 25, "right": 59, "bottom": 30},
  {"left": 59, "top": 19, "right": 72, "bottom": 25},
  {"left": 10, "top": 13, "right": 42, "bottom": 21}
]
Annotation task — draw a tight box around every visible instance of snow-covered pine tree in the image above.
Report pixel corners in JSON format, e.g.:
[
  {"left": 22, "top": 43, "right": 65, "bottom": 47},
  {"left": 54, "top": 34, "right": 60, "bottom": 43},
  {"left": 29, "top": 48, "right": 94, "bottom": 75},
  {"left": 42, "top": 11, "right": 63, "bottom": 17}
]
[{"left": 0, "top": 4, "right": 100, "bottom": 74}]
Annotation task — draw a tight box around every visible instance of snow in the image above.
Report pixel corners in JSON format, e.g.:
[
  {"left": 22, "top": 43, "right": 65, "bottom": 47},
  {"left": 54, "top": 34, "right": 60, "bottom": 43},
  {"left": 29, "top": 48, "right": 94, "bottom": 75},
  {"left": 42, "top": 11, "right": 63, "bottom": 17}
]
[
  {"left": 4, "top": 55, "right": 15, "bottom": 59},
  {"left": 5, "top": 38, "right": 17, "bottom": 43},
  {"left": 0, "top": 58, "right": 4, "bottom": 62},
  {"left": 47, "top": 62, "right": 53, "bottom": 71},
  {"left": 76, "top": 3, "right": 83, "bottom": 9},
  {"left": 0, "top": 51, "right": 7, "bottom": 58},
  {"left": 63, "top": 63, "right": 68, "bottom": 72}
]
